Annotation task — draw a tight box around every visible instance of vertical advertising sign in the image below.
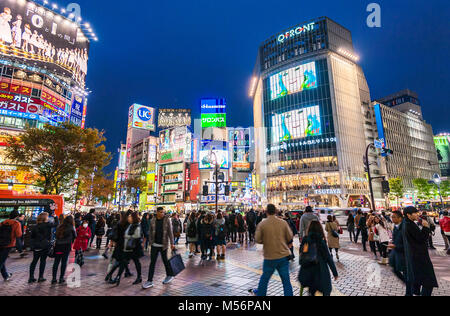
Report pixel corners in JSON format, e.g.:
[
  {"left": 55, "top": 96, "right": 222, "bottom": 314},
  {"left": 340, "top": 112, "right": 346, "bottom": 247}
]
[
  {"left": 69, "top": 95, "right": 85, "bottom": 127},
  {"left": 189, "top": 163, "right": 200, "bottom": 201},
  {"left": 200, "top": 98, "right": 227, "bottom": 129},
  {"left": 373, "top": 104, "right": 387, "bottom": 156}
]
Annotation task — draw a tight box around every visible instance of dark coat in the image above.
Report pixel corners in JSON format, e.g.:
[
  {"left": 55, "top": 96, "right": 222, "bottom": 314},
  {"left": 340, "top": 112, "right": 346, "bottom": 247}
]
[
  {"left": 298, "top": 233, "right": 338, "bottom": 296},
  {"left": 112, "top": 223, "right": 129, "bottom": 261},
  {"left": 402, "top": 218, "right": 438, "bottom": 289},
  {"left": 389, "top": 222, "right": 406, "bottom": 273},
  {"left": 30, "top": 222, "right": 53, "bottom": 251}
]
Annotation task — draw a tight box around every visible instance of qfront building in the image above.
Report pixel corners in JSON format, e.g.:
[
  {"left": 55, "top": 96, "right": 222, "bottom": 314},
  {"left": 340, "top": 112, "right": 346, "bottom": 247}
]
[
  {"left": 0, "top": 0, "right": 90, "bottom": 193},
  {"left": 251, "top": 17, "right": 382, "bottom": 209}
]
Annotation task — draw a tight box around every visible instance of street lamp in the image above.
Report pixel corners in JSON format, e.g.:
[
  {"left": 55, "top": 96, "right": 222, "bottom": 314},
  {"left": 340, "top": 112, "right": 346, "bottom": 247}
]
[{"left": 432, "top": 173, "right": 444, "bottom": 210}]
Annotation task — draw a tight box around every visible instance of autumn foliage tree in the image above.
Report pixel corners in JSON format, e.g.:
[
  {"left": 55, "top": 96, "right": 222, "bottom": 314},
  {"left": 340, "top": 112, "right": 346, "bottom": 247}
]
[{"left": 5, "top": 123, "right": 111, "bottom": 195}]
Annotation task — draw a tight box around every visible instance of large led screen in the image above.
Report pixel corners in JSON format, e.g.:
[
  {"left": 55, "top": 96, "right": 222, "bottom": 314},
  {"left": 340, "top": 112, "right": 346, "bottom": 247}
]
[
  {"left": 271, "top": 105, "right": 321, "bottom": 144},
  {"left": 0, "top": 0, "right": 90, "bottom": 86},
  {"left": 199, "top": 150, "right": 229, "bottom": 169},
  {"left": 269, "top": 61, "right": 317, "bottom": 100}
]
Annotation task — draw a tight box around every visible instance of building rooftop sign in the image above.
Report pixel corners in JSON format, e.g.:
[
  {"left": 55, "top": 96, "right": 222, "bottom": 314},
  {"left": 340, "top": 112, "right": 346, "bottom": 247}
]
[{"left": 277, "top": 23, "right": 315, "bottom": 44}]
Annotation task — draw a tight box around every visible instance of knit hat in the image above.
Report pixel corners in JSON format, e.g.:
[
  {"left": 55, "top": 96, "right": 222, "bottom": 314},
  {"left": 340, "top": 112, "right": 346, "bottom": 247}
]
[{"left": 9, "top": 210, "right": 20, "bottom": 219}]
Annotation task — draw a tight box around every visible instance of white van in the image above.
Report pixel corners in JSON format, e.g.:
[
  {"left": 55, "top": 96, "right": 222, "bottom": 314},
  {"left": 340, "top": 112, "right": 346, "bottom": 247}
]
[{"left": 314, "top": 208, "right": 334, "bottom": 224}]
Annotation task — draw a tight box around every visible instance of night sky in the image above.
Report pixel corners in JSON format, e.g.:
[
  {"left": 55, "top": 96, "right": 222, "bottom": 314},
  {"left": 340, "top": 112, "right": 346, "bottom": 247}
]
[{"left": 74, "top": 0, "right": 449, "bottom": 173}]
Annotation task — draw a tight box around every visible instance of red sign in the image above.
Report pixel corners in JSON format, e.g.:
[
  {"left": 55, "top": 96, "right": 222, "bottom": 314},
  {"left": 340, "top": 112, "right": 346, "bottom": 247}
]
[
  {"left": 189, "top": 163, "right": 200, "bottom": 202},
  {"left": 0, "top": 92, "right": 41, "bottom": 114}
]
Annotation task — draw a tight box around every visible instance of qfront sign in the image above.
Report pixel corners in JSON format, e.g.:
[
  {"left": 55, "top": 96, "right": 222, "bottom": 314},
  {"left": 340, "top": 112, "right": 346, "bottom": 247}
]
[{"left": 277, "top": 22, "right": 315, "bottom": 43}]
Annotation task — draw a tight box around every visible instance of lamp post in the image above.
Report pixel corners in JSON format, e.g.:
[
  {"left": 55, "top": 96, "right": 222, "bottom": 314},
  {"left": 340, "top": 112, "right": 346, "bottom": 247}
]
[{"left": 432, "top": 173, "right": 444, "bottom": 210}]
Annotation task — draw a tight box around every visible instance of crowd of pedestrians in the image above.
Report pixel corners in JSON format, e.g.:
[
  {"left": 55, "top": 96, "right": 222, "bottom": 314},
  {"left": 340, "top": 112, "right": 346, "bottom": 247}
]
[{"left": 0, "top": 204, "right": 448, "bottom": 297}]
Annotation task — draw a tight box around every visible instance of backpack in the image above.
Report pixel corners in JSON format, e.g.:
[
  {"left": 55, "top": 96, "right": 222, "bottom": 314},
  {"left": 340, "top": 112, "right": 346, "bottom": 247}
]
[
  {"left": 187, "top": 221, "right": 197, "bottom": 238},
  {"left": 203, "top": 224, "right": 213, "bottom": 240},
  {"left": 299, "top": 241, "right": 319, "bottom": 267},
  {"left": 217, "top": 223, "right": 227, "bottom": 240},
  {"left": 0, "top": 223, "right": 13, "bottom": 248}
]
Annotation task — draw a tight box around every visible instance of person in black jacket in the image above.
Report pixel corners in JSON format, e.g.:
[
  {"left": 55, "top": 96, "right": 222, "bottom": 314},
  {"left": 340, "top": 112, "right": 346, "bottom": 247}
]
[
  {"left": 284, "top": 213, "right": 298, "bottom": 260},
  {"left": 52, "top": 215, "right": 76, "bottom": 284},
  {"left": 346, "top": 213, "right": 356, "bottom": 243},
  {"left": 246, "top": 209, "right": 257, "bottom": 242},
  {"left": 298, "top": 221, "right": 338, "bottom": 296},
  {"left": 28, "top": 212, "right": 56, "bottom": 283},
  {"left": 402, "top": 206, "right": 438, "bottom": 296},
  {"left": 358, "top": 213, "right": 368, "bottom": 252},
  {"left": 388, "top": 211, "right": 406, "bottom": 283},
  {"left": 199, "top": 214, "right": 215, "bottom": 261},
  {"left": 95, "top": 217, "right": 106, "bottom": 250},
  {"left": 84, "top": 209, "right": 97, "bottom": 248}
]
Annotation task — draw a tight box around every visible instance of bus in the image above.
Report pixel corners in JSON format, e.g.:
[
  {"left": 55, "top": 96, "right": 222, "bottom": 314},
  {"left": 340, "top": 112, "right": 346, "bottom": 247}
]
[{"left": 0, "top": 190, "right": 64, "bottom": 223}]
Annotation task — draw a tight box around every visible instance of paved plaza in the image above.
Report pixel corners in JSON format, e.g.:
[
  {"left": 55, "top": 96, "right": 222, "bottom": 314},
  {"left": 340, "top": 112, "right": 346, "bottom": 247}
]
[{"left": 0, "top": 228, "right": 449, "bottom": 296}]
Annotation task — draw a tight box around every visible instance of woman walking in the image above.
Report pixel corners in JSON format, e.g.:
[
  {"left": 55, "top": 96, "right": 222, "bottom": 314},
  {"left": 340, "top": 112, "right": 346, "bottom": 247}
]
[
  {"left": 374, "top": 215, "right": 391, "bottom": 265},
  {"left": 73, "top": 220, "right": 91, "bottom": 267},
  {"left": 236, "top": 213, "right": 246, "bottom": 244},
  {"left": 298, "top": 221, "right": 338, "bottom": 296},
  {"left": 214, "top": 212, "right": 227, "bottom": 261},
  {"left": 52, "top": 215, "right": 76, "bottom": 284},
  {"left": 172, "top": 213, "right": 182, "bottom": 245},
  {"left": 106, "top": 212, "right": 130, "bottom": 284},
  {"left": 199, "top": 213, "right": 215, "bottom": 261},
  {"left": 346, "top": 213, "right": 356, "bottom": 243},
  {"left": 95, "top": 217, "right": 106, "bottom": 250},
  {"left": 367, "top": 212, "right": 380, "bottom": 260},
  {"left": 186, "top": 212, "right": 198, "bottom": 258},
  {"left": 325, "top": 215, "right": 340, "bottom": 261},
  {"left": 28, "top": 212, "right": 55, "bottom": 283}
]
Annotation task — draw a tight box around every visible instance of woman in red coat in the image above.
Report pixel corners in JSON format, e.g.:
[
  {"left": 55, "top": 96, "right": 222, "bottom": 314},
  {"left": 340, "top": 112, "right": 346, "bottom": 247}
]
[{"left": 73, "top": 220, "right": 91, "bottom": 267}]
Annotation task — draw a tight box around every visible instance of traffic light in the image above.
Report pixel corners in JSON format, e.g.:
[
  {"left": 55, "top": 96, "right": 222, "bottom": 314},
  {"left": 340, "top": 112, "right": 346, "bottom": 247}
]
[
  {"left": 224, "top": 185, "right": 230, "bottom": 196},
  {"left": 202, "top": 185, "right": 209, "bottom": 196},
  {"left": 382, "top": 180, "right": 390, "bottom": 194}
]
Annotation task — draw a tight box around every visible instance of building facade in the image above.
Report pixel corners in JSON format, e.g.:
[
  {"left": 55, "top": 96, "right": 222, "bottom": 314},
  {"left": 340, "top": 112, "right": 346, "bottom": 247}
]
[
  {"left": 373, "top": 91, "right": 440, "bottom": 191},
  {"left": 0, "top": 0, "right": 90, "bottom": 193},
  {"left": 251, "top": 17, "right": 380, "bottom": 209}
]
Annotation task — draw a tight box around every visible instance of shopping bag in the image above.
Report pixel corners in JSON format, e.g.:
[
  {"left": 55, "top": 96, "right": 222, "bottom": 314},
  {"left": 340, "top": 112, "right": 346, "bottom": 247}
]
[{"left": 169, "top": 250, "right": 185, "bottom": 276}]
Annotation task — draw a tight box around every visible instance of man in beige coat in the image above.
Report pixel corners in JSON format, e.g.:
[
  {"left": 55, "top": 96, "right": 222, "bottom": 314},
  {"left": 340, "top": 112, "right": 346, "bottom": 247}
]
[{"left": 255, "top": 204, "right": 293, "bottom": 296}]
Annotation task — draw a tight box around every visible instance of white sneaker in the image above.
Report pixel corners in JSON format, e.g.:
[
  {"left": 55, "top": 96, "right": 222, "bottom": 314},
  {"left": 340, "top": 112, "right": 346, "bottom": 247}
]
[
  {"left": 142, "top": 281, "right": 153, "bottom": 289},
  {"left": 4, "top": 273, "right": 12, "bottom": 281},
  {"left": 162, "top": 276, "right": 174, "bottom": 284}
]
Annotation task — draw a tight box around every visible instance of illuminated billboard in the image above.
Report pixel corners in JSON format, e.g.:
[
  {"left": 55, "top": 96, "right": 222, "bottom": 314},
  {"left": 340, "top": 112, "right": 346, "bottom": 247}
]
[
  {"left": 200, "top": 98, "right": 226, "bottom": 114},
  {"left": 118, "top": 149, "right": 126, "bottom": 172},
  {"left": 158, "top": 109, "right": 191, "bottom": 128},
  {"left": 199, "top": 150, "right": 229, "bottom": 169},
  {"left": 201, "top": 113, "right": 226, "bottom": 128},
  {"left": 434, "top": 134, "right": 450, "bottom": 177},
  {"left": 159, "top": 126, "right": 189, "bottom": 151},
  {"left": 0, "top": 0, "right": 90, "bottom": 86},
  {"left": 271, "top": 105, "right": 321, "bottom": 144},
  {"left": 130, "top": 104, "right": 156, "bottom": 131},
  {"left": 269, "top": 61, "right": 317, "bottom": 100}
]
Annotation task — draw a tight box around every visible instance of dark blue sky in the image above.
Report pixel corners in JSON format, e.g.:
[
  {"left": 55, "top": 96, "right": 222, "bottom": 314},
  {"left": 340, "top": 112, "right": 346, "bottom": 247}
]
[{"left": 75, "top": 0, "right": 449, "bottom": 171}]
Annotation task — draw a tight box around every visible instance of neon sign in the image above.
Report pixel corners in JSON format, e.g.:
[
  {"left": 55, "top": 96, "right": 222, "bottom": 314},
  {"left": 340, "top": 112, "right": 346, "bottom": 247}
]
[{"left": 277, "top": 23, "right": 315, "bottom": 44}]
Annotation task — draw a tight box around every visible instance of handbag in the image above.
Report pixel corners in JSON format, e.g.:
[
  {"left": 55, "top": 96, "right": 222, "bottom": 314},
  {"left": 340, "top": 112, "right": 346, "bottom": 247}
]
[
  {"left": 169, "top": 250, "right": 185, "bottom": 276},
  {"left": 299, "top": 242, "right": 319, "bottom": 267},
  {"left": 47, "top": 239, "right": 56, "bottom": 258}
]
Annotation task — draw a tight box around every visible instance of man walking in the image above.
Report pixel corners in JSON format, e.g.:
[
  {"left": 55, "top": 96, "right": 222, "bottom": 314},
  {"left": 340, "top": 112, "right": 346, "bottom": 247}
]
[
  {"left": 255, "top": 204, "right": 293, "bottom": 296},
  {"left": 402, "top": 206, "right": 438, "bottom": 296},
  {"left": 0, "top": 210, "right": 23, "bottom": 281},
  {"left": 299, "top": 206, "right": 318, "bottom": 240},
  {"left": 143, "top": 207, "right": 175, "bottom": 289},
  {"left": 354, "top": 209, "right": 363, "bottom": 243},
  {"left": 388, "top": 211, "right": 407, "bottom": 283}
]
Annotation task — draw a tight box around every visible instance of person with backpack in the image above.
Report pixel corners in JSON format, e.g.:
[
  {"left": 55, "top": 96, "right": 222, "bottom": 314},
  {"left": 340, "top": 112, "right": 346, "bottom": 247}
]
[
  {"left": 255, "top": 204, "right": 294, "bottom": 296},
  {"left": 186, "top": 212, "right": 198, "bottom": 258},
  {"left": 28, "top": 212, "right": 56, "bottom": 283},
  {"left": 171, "top": 213, "right": 182, "bottom": 245},
  {"left": 246, "top": 209, "right": 257, "bottom": 243},
  {"left": 52, "top": 215, "right": 76, "bottom": 284},
  {"left": 0, "top": 209, "right": 23, "bottom": 281},
  {"left": 73, "top": 220, "right": 92, "bottom": 268},
  {"left": 298, "top": 220, "right": 338, "bottom": 296},
  {"left": 95, "top": 217, "right": 106, "bottom": 250},
  {"left": 198, "top": 213, "right": 215, "bottom": 261},
  {"left": 214, "top": 211, "right": 227, "bottom": 260}
]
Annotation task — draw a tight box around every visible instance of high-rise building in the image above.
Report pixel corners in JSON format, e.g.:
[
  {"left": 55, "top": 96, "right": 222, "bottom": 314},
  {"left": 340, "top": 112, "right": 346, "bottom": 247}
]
[
  {"left": 251, "top": 17, "right": 380, "bottom": 209},
  {"left": 0, "top": 0, "right": 91, "bottom": 193},
  {"left": 373, "top": 91, "right": 440, "bottom": 191}
]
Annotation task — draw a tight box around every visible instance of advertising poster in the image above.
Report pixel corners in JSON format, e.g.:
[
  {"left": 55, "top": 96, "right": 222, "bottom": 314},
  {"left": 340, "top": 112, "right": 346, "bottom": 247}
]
[
  {"left": 131, "top": 104, "right": 156, "bottom": 131},
  {"left": 189, "top": 163, "right": 200, "bottom": 201},
  {"left": 201, "top": 113, "right": 226, "bottom": 128},
  {"left": 158, "top": 108, "right": 191, "bottom": 128},
  {"left": 69, "top": 95, "right": 84, "bottom": 127},
  {"left": 269, "top": 61, "right": 317, "bottom": 100},
  {"left": 271, "top": 105, "right": 322, "bottom": 144},
  {"left": 0, "top": 0, "right": 90, "bottom": 86},
  {"left": 200, "top": 98, "right": 226, "bottom": 114},
  {"left": 199, "top": 150, "right": 229, "bottom": 169}
]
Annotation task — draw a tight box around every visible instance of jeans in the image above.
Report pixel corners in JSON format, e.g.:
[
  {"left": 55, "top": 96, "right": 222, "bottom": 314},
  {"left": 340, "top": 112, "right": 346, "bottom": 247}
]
[
  {"left": 52, "top": 250, "right": 70, "bottom": 280},
  {"left": 355, "top": 228, "right": 361, "bottom": 243},
  {"left": 29, "top": 249, "right": 48, "bottom": 279},
  {"left": 96, "top": 236, "right": 103, "bottom": 249},
  {"left": 16, "top": 237, "right": 24, "bottom": 253},
  {"left": 147, "top": 246, "right": 173, "bottom": 282},
  {"left": 89, "top": 224, "right": 96, "bottom": 246},
  {"left": 361, "top": 231, "right": 368, "bottom": 251},
  {"left": 348, "top": 228, "right": 355, "bottom": 242},
  {"left": 369, "top": 241, "right": 380, "bottom": 256},
  {"left": 257, "top": 257, "right": 293, "bottom": 296},
  {"left": 0, "top": 248, "right": 11, "bottom": 279},
  {"left": 379, "top": 242, "right": 388, "bottom": 258}
]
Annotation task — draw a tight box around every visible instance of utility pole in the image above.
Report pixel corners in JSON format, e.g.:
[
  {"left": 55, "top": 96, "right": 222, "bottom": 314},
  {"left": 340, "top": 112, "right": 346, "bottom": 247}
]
[
  {"left": 364, "top": 143, "right": 376, "bottom": 211},
  {"left": 215, "top": 162, "right": 219, "bottom": 214}
]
